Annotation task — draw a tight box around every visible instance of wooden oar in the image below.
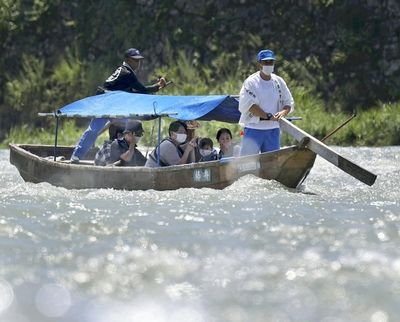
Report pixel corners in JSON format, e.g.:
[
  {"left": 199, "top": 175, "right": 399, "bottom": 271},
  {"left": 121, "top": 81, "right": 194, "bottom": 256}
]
[{"left": 279, "top": 118, "right": 377, "bottom": 186}]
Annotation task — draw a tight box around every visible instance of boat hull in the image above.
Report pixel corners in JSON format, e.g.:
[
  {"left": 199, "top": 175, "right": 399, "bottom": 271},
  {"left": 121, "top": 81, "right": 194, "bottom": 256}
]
[{"left": 9, "top": 144, "right": 316, "bottom": 190}]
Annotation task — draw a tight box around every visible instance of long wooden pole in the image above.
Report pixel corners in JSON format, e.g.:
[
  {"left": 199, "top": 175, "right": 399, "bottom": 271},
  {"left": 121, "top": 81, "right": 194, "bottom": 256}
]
[{"left": 321, "top": 113, "right": 356, "bottom": 142}]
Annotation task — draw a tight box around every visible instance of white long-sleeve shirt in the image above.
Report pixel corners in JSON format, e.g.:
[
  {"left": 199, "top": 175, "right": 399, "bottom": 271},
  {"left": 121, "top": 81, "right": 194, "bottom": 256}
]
[{"left": 238, "top": 71, "right": 294, "bottom": 130}]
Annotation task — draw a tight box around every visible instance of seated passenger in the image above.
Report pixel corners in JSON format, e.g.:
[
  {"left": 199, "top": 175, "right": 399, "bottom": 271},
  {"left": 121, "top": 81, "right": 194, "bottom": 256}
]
[
  {"left": 108, "top": 121, "right": 126, "bottom": 141},
  {"left": 198, "top": 138, "right": 218, "bottom": 162},
  {"left": 145, "top": 121, "right": 197, "bottom": 167},
  {"left": 216, "top": 128, "right": 233, "bottom": 158},
  {"left": 94, "top": 123, "right": 125, "bottom": 166},
  {"left": 108, "top": 120, "right": 147, "bottom": 166}
]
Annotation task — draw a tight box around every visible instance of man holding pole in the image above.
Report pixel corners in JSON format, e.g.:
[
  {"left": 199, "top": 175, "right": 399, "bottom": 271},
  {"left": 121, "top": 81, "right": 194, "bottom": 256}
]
[
  {"left": 238, "top": 49, "right": 294, "bottom": 156},
  {"left": 70, "top": 48, "right": 166, "bottom": 163}
]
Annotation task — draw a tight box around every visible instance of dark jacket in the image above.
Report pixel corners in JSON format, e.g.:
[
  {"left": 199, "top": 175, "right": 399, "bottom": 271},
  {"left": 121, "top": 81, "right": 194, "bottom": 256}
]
[
  {"left": 102, "top": 62, "right": 159, "bottom": 94},
  {"left": 109, "top": 139, "right": 147, "bottom": 166}
]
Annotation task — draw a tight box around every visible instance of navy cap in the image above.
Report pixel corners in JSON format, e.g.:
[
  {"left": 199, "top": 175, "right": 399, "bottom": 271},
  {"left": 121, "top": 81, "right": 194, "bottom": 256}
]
[
  {"left": 257, "top": 49, "right": 276, "bottom": 61},
  {"left": 124, "top": 48, "right": 144, "bottom": 59},
  {"left": 124, "top": 120, "right": 144, "bottom": 134}
]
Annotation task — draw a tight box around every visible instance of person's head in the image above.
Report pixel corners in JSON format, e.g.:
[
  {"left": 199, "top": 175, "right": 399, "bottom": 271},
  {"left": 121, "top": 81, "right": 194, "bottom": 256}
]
[
  {"left": 257, "top": 49, "right": 276, "bottom": 76},
  {"left": 169, "top": 121, "right": 188, "bottom": 144},
  {"left": 124, "top": 48, "right": 144, "bottom": 71},
  {"left": 216, "top": 128, "right": 232, "bottom": 150},
  {"left": 123, "top": 120, "right": 144, "bottom": 144},
  {"left": 199, "top": 138, "right": 214, "bottom": 157},
  {"left": 109, "top": 123, "right": 125, "bottom": 141}
]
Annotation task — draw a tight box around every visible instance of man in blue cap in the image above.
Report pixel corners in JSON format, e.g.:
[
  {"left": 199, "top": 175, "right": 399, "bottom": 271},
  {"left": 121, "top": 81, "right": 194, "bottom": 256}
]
[
  {"left": 70, "top": 48, "right": 166, "bottom": 163},
  {"left": 238, "top": 49, "right": 294, "bottom": 156}
]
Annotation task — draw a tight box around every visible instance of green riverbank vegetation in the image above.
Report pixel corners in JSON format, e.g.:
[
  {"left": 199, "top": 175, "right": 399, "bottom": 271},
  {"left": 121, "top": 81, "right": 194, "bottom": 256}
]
[
  {"left": 3, "top": 100, "right": 399, "bottom": 149},
  {"left": 1, "top": 2, "right": 400, "bottom": 147},
  {"left": 2, "top": 50, "right": 399, "bottom": 148}
]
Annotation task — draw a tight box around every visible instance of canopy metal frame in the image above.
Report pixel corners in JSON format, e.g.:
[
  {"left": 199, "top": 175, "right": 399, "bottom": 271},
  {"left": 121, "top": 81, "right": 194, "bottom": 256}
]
[{"left": 39, "top": 111, "right": 176, "bottom": 166}]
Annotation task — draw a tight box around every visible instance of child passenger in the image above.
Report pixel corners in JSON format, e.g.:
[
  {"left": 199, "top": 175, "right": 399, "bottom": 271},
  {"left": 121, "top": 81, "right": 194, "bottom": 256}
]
[{"left": 198, "top": 138, "right": 218, "bottom": 162}]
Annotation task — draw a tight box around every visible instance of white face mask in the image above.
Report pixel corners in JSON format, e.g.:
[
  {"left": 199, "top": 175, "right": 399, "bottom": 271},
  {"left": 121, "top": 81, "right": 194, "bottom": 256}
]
[
  {"left": 200, "top": 149, "right": 212, "bottom": 157},
  {"left": 174, "top": 133, "right": 187, "bottom": 143},
  {"left": 134, "top": 136, "right": 142, "bottom": 144},
  {"left": 262, "top": 65, "right": 274, "bottom": 75}
]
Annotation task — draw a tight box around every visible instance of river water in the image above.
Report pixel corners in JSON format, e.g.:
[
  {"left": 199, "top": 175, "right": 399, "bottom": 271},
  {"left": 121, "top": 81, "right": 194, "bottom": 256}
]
[{"left": 0, "top": 147, "right": 399, "bottom": 322}]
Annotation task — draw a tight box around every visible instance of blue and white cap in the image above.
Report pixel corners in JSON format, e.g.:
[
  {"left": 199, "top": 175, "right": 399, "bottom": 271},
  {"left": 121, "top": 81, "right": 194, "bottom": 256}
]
[
  {"left": 257, "top": 49, "right": 276, "bottom": 61},
  {"left": 124, "top": 48, "right": 144, "bottom": 59}
]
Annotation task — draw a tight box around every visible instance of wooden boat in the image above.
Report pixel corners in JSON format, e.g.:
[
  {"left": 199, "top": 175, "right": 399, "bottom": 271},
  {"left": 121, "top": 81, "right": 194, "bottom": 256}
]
[
  {"left": 9, "top": 92, "right": 377, "bottom": 190},
  {"left": 9, "top": 142, "right": 316, "bottom": 190}
]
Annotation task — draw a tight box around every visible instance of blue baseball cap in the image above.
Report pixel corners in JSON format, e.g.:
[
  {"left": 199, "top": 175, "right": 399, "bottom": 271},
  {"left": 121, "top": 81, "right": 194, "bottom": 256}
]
[
  {"left": 257, "top": 49, "right": 276, "bottom": 61},
  {"left": 124, "top": 48, "right": 144, "bottom": 59}
]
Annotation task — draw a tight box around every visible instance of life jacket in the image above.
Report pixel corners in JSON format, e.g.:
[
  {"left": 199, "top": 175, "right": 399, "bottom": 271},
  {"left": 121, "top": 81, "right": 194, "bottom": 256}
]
[
  {"left": 200, "top": 150, "right": 218, "bottom": 162},
  {"left": 148, "top": 138, "right": 184, "bottom": 167}
]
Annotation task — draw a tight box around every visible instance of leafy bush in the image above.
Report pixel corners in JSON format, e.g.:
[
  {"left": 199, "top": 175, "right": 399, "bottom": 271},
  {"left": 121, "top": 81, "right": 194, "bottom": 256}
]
[
  {"left": 2, "top": 50, "right": 86, "bottom": 130},
  {"left": 3, "top": 50, "right": 399, "bottom": 149},
  {"left": 2, "top": 120, "right": 93, "bottom": 147}
]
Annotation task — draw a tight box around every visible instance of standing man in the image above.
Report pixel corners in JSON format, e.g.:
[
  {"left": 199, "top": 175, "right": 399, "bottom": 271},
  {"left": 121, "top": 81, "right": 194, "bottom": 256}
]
[
  {"left": 70, "top": 48, "right": 166, "bottom": 163},
  {"left": 238, "top": 49, "right": 294, "bottom": 156}
]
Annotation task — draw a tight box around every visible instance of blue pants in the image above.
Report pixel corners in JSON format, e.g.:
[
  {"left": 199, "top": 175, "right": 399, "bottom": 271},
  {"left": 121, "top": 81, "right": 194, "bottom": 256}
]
[
  {"left": 240, "top": 127, "right": 280, "bottom": 156},
  {"left": 72, "top": 118, "right": 109, "bottom": 159}
]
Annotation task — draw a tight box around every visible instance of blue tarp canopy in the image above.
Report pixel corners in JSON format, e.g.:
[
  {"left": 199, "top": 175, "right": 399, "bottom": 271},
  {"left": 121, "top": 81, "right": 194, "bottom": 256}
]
[{"left": 57, "top": 91, "right": 240, "bottom": 123}]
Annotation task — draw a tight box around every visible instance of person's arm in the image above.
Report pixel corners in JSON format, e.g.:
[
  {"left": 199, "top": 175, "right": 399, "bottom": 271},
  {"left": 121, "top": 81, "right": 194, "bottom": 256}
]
[
  {"left": 239, "top": 82, "right": 257, "bottom": 114},
  {"left": 119, "top": 142, "right": 136, "bottom": 162},
  {"left": 274, "top": 77, "right": 294, "bottom": 119},
  {"left": 143, "top": 77, "right": 166, "bottom": 93},
  {"left": 109, "top": 141, "right": 123, "bottom": 163},
  {"left": 239, "top": 79, "right": 264, "bottom": 124},
  {"left": 129, "top": 74, "right": 166, "bottom": 94},
  {"left": 248, "top": 104, "right": 277, "bottom": 120},
  {"left": 178, "top": 138, "right": 197, "bottom": 165},
  {"left": 274, "top": 106, "right": 291, "bottom": 120}
]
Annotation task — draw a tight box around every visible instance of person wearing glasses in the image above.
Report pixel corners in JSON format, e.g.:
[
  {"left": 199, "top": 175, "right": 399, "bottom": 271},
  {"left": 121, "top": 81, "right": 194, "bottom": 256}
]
[
  {"left": 238, "top": 49, "right": 294, "bottom": 156},
  {"left": 108, "top": 120, "right": 147, "bottom": 166}
]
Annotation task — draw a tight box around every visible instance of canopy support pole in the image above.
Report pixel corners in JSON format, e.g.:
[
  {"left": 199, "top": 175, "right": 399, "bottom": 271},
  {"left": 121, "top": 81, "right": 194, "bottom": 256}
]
[
  {"left": 156, "top": 116, "right": 162, "bottom": 166},
  {"left": 53, "top": 114, "right": 59, "bottom": 161}
]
